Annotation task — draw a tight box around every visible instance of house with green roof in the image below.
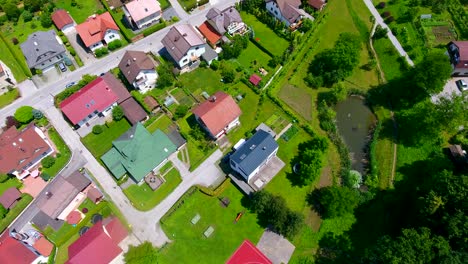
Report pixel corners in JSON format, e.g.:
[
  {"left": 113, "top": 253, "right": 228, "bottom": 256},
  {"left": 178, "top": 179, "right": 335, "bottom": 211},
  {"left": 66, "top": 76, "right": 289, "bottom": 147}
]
[{"left": 101, "top": 123, "right": 177, "bottom": 183}]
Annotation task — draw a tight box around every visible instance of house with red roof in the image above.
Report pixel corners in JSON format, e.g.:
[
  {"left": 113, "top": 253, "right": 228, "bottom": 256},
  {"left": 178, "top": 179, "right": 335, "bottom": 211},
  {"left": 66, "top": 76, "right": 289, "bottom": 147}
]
[
  {"left": 198, "top": 21, "right": 223, "bottom": 47},
  {"left": 123, "top": 0, "right": 162, "bottom": 29},
  {"left": 51, "top": 9, "right": 75, "bottom": 32},
  {"left": 308, "top": 0, "right": 327, "bottom": 11},
  {"left": 192, "top": 91, "right": 241, "bottom": 139},
  {"left": 0, "top": 124, "right": 54, "bottom": 179},
  {"left": 249, "top": 74, "right": 262, "bottom": 87},
  {"left": 226, "top": 240, "right": 272, "bottom": 264},
  {"left": 75, "top": 12, "right": 120, "bottom": 52},
  {"left": 66, "top": 217, "right": 128, "bottom": 264},
  {"left": 0, "top": 230, "right": 38, "bottom": 264}
]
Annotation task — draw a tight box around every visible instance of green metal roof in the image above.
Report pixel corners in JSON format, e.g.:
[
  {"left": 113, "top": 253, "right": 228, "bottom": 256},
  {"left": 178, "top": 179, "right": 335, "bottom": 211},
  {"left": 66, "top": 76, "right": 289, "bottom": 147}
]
[{"left": 101, "top": 123, "right": 177, "bottom": 182}]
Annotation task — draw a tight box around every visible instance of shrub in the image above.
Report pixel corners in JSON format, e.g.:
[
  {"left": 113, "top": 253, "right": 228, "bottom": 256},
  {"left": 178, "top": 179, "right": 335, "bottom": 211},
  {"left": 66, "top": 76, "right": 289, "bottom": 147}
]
[
  {"left": 373, "top": 25, "right": 388, "bottom": 39},
  {"left": 199, "top": 60, "right": 208, "bottom": 68},
  {"left": 40, "top": 172, "right": 51, "bottom": 181},
  {"left": 22, "top": 10, "right": 33, "bottom": 22},
  {"left": 112, "top": 106, "right": 124, "bottom": 121},
  {"left": 92, "top": 125, "right": 104, "bottom": 134},
  {"left": 142, "top": 21, "right": 167, "bottom": 37},
  {"left": 0, "top": 204, "right": 7, "bottom": 219},
  {"left": 94, "top": 47, "right": 109, "bottom": 58},
  {"left": 107, "top": 39, "right": 123, "bottom": 51},
  {"left": 32, "top": 109, "right": 43, "bottom": 120},
  {"left": 377, "top": 2, "right": 386, "bottom": 8},
  {"left": 210, "top": 60, "right": 220, "bottom": 70},
  {"left": 345, "top": 170, "right": 363, "bottom": 188},
  {"left": 386, "top": 16, "right": 395, "bottom": 23},
  {"left": 221, "top": 67, "right": 235, "bottom": 83},
  {"left": 174, "top": 105, "right": 189, "bottom": 119},
  {"left": 14, "top": 106, "right": 34, "bottom": 124},
  {"left": 382, "top": 11, "right": 391, "bottom": 18},
  {"left": 40, "top": 12, "right": 52, "bottom": 28},
  {"left": 11, "top": 37, "right": 18, "bottom": 45},
  {"left": 41, "top": 156, "right": 56, "bottom": 168},
  {"left": 69, "top": 48, "right": 76, "bottom": 56}
]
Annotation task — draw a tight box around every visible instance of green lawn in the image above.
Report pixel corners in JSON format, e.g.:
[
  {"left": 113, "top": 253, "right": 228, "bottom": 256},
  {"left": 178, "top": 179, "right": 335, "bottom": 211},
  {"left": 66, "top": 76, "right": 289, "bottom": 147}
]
[
  {"left": 0, "top": 36, "right": 28, "bottom": 82},
  {"left": 0, "top": 178, "right": 22, "bottom": 195},
  {"left": 123, "top": 167, "right": 182, "bottom": 211},
  {"left": 146, "top": 114, "right": 173, "bottom": 133},
  {"left": 158, "top": 184, "right": 264, "bottom": 263},
  {"left": 43, "top": 128, "right": 72, "bottom": 177},
  {"left": 373, "top": 37, "right": 404, "bottom": 81},
  {"left": 235, "top": 41, "right": 272, "bottom": 75},
  {"left": 240, "top": 11, "right": 289, "bottom": 57},
  {"left": 0, "top": 194, "right": 33, "bottom": 234},
  {"left": 178, "top": 67, "right": 224, "bottom": 95},
  {"left": 159, "top": 0, "right": 171, "bottom": 9},
  {"left": 81, "top": 119, "right": 131, "bottom": 158},
  {"left": 55, "top": 233, "right": 79, "bottom": 264},
  {"left": 54, "top": 0, "right": 104, "bottom": 24},
  {"left": 0, "top": 89, "right": 19, "bottom": 109}
]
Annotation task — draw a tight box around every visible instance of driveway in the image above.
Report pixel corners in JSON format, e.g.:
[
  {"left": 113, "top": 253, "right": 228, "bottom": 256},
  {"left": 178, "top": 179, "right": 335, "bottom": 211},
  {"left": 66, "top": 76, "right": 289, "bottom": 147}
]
[
  {"left": 431, "top": 78, "right": 463, "bottom": 103},
  {"left": 64, "top": 27, "right": 97, "bottom": 65}
]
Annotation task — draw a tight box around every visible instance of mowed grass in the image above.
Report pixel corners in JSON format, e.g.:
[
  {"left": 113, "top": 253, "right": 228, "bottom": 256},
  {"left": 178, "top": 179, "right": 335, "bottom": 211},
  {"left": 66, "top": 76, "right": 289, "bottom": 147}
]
[
  {"left": 55, "top": 233, "right": 79, "bottom": 264},
  {"left": 278, "top": 84, "right": 313, "bottom": 121},
  {"left": 146, "top": 114, "right": 173, "bottom": 133},
  {"left": 158, "top": 184, "right": 264, "bottom": 264},
  {"left": 81, "top": 119, "right": 131, "bottom": 158},
  {"left": 55, "top": 0, "right": 104, "bottom": 23},
  {"left": 373, "top": 37, "right": 404, "bottom": 81},
  {"left": 0, "top": 178, "right": 22, "bottom": 195},
  {"left": 240, "top": 11, "right": 289, "bottom": 57},
  {"left": 43, "top": 128, "right": 72, "bottom": 177},
  {"left": 235, "top": 41, "right": 272, "bottom": 74},
  {"left": 0, "top": 39, "right": 28, "bottom": 82},
  {"left": 0, "top": 89, "right": 19, "bottom": 109},
  {"left": 123, "top": 168, "right": 182, "bottom": 211},
  {"left": 178, "top": 67, "right": 224, "bottom": 95}
]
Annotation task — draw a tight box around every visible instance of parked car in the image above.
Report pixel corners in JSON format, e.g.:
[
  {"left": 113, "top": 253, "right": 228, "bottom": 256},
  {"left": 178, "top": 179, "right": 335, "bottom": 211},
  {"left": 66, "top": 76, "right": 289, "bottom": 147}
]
[
  {"left": 65, "top": 81, "right": 77, "bottom": 88},
  {"left": 59, "top": 62, "right": 67, "bottom": 72},
  {"left": 456, "top": 79, "right": 468, "bottom": 92}
]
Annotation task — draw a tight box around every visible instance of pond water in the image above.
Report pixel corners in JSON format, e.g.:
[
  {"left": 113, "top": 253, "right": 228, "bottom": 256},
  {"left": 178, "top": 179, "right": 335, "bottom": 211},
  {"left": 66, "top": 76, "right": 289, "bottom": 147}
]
[{"left": 335, "top": 96, "right": 376, "bottom": 174}]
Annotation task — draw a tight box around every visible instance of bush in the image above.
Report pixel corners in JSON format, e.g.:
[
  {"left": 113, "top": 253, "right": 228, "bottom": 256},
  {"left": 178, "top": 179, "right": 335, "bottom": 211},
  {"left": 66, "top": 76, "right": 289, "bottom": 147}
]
[
  {"left": 41, "top": 156, "right": 56, "bottom": 168},
  {"left": 107, "top": 39, "right": 123, "bottom": 51},
  {"left": 0, "top": 204, "right": 7, "bottom": 219},
  {"left": 142, "top": 21, "right": 167, "bottom": 37},
  {"left": 32, "top": 109, "right": 43, "bottom": 120},
  {"left": 11, "top": 37, "right": 18, "bottom": 45},
  {"left": 199, "top": 60, "right": 208, "bottom": 68},
  {"left": 344, "top": 170, "right": 363, "bottom": 188},
  {"left": 221, "top": 67, "right": 235, "bottom": 83},
  {"left": 174, "top": 105, "right": 189, "bottom": 119},
  {"left": 373, "top": 25, "right": 388, "bottom": 39},
  {"left": 14, "top": 106, "right": 34, "bottom": 124},
  {"left": 386, "top": 16, "right": 395, "bottom": 23},
  {"left": 156, "top": 64, "right": 175, "bottom": 88},
  {"left": 210, "top": 60, "right": 220, "bottom": 70},
  {"left": 92, "top": 125, "right": 104, "bottom": 134},
  {"left": 377, "top": 2, "right": 386, "bottom": 8},
  {"left": 304, "top": 74, "right": 323, "bottom": 88},
  {"left": 22, "top": 10, "right": 33, "bottom": 22},
  {"left": 5, "top": 116, "right": 19, "bottom": 129},
  {"left": 112, "top": 106, "right": 124, "bottom": 121},
  {"left": 95, "top": 47, "right": 109, "bottom": 58},
  {"left": 40, "top": 172, "right": 51, "bottom": 182},
  {"left": 382, "top": 11, "right": 391, "bottom": 18},
  {"left": 40, "top": 12, "right": 52, "bottom": 28},
  {"left": 0, "top": 173, "right": 9, "bottom": 183}
]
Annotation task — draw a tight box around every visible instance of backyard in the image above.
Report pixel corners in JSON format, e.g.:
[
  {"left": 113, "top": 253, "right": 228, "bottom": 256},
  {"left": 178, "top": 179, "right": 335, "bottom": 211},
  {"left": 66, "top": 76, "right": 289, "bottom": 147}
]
[
  {"left": 146, "top": 114, "right": 173, "bottom": 133},
  {"left": 0, "top": 89, "right": 19, "bottom": 109},
  {"left": 123, "top": 167, "right": 182, "bottom": 211},
  {"left": 54, "top": 0, "right": 104, "bottom": 24},
  {"left": 0, "top": 35, "right": 29, "bottom": 82},
  {"left": 278, "top": 84, "right": 313, "bottom": 121},
  {"left": 176, "top": 67, "right": 224, "bottom": 95},
  {"left": 43, "top": 128, "right": 72, "bottom": 177},
  {"left": 234, "top": 41, "right": 273, "bottom": 75},
  {"left": 81, "top": 119, "right": 131, "bottom": 158},
  {"left": 158, "top": 184, "right": 264, "bottom": 263},
  {"left": 0, "top": 194, "right": 33, "bottom": 233}
]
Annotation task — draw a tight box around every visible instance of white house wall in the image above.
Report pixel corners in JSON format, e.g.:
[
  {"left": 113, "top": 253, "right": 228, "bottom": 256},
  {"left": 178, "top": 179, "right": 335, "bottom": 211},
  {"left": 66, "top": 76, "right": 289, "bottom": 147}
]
[
  {"left": 104, "top": 30, "right": 121, "bottom": 45},
  {"left": 266, "top": 1, "right": 291, "bottom": 26},
  {"left": 177, "top": 45, "right": 206, "bottom": 68}
]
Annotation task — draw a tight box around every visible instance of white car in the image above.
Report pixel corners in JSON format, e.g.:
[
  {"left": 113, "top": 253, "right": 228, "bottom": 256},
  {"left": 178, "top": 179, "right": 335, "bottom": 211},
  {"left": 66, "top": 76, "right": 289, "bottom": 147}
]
[{"left": 456, "top": 79, "right": 468, "bottom": 92}]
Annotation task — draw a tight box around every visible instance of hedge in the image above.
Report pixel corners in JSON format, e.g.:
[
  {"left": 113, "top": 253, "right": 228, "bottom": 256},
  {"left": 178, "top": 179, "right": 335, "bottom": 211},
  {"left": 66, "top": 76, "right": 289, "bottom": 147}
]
[
  {"left": 197, "top": 178, "right": 231, "bottom": 197},
  {"left": 160, "top": 186, "right": 198, "bottom": 223},
  {"left": 182, "top": 0, "right": 209, "bottom": 11},
  {"left": 142, "top": 21, "right": 168, "bottom": 37},
  {"left": 0, "top": 32, "right": 32, "bottom": 77}
]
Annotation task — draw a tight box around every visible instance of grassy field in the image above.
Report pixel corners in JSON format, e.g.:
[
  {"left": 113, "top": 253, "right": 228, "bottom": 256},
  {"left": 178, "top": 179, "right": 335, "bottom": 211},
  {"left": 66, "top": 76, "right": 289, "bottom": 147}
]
[
  {"left": 0, "top": 36, "right": 28, "bottom": 82},
  {"left": 0, "top": 89, "right": 19, "bottom": 109},
  {"left": 123, "top": 168, "right": 182, "bottom": 211},
  {"left": 146, "top": 114, "right": 173, "bottom": 133},
  {"left": 43, "top": 128, "right": 72, "bottom": 177},
  {"left": 278, "top": 84, "right": 313, "bottom": 121},
  {"left": 81, "top": 119, "right": 131, "bottom": 158},
  {"left": 235, "top": 41, "right": 272, "bottom": 74},
  {"left": 158, "top": 184, "right": 264, "bottom": 263},
  {"left": 373, "top": 37, "right": 404, "bottom": 81},
  {"left": 240, "top": 11, "right": 289, "bottom": 57},
  {"left": 178, "top": 67, "right": 224, "bottom": 95},
  {"left": 55, "top": 0, "right": 104, "bottom": 24},
  {"left": 159, "top": 0, "right": 171, "bottom": 9}
]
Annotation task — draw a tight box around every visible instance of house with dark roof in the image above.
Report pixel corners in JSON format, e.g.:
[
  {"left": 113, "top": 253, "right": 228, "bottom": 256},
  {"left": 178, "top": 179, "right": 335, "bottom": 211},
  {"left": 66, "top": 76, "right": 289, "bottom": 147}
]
[
  {"left": 162, "top": 24, "right": 206, "bottom": 69},
  {"left": 230, "top": 129, "right": 279, "bottom": 182},
  {"left": 51, "top": 9, "right": 75, "bottom": 32},
  {"left": 0, "top": 187, "right": 22, "bottom": 209},
  {"left": 265, "top": 0, "right": 306, "bottom": 27},
  {"left": 307, "top": 0, "right": 326, "bottom": 11},
  {"left": 206, "top": 6, "right": 246, "bottom": 36},
  {"left": 75, "top": 12, "right": 120, "bottom": 52},
  {"left": 0, "top": 230, "right": 38, "bottom": 264},
  {"left": 59, "top": 73, "right": 146, "bottom": 127},
  {"left": 123, "top": 0, "right": 162, "bottom": 29},
  {"left": 66, "top": 217, "right": 127, "bottom": 264},
  {"left": 0, "top": 124, "right": 54, "bottom": 179},
  {"left": 20, "top": 30, "right": 66, "bottom": 71},
  {"left": 226, "top": 240, "right": 272, "bottom": 264},
  {"left": 118, "top": 50, "right": 158, "bottom": 93},
  {"left": 192, "top": 91, "right": 242, "bottom": 139},
  {"left": 101, "top": 123, "right": 177, "bottom": 183},
  {"left": 447, "top": 41, "right": 468, "bottom": 76}
]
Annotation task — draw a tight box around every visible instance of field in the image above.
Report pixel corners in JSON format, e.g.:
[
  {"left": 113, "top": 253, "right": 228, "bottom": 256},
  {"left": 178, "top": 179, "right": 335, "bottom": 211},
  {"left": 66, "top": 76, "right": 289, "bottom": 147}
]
[
  {"left": 0, "top": 37, "right": 28, "bottom": 82},
  {"left": 177, "top": 67, "right": 224, "bottom": 95},
  {"left": 81, "top": 119, "right": 131, "bottom": 158},
  {"left": 158, "top": 184, "right": 264, "bottom": 263},
  {"left": 235, "top": 41, "right": 272, "bottom": 74},
  {"left": 43, "top": 128, "right": 72, "bottom": 177},
  {"left": 123, "top": 168, "right": 182, "bottom": 211},
  {"left": 0, "top": 194, "right": 33, "bottom": 234},
  {"left": 373, "top": 37, "right": 404, "bottom": 81},
  {"left": 278, "top": 84, "right": 313, "bottom": 121},
  {"left": 0, "top": 89, "right": 19, "bottom": 109},
  {"left": 54, "top": 0, "right": 104, "bottom": 24}
]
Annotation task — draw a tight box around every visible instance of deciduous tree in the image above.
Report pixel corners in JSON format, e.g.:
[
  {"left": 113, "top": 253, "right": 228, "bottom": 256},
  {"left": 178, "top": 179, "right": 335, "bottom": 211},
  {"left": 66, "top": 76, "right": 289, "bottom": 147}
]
[
  {"left": 308, "top": 186, "right": 359, "bottom": 218},
  {"left": 112, "top": 106, "right": 124, "bottom": 121},
  {"left": 14, "top": 106, "right": 34, "bottom": 124}
]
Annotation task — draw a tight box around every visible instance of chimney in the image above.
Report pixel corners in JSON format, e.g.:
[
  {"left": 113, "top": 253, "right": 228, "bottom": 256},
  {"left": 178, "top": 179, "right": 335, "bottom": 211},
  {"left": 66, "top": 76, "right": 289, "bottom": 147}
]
[
  {"left": 182, "top": 33, "right": 188, "bottom": 37},
  {"left": 210, "top": 96, "right": 216, "bottom": 102},
  {"left": 12, "top": 142, "right": 16, "bottom": 146},
  {"left": 18, "top": 138, "right": 23, "bottom": 142},
  {"left": 126, "top": 59, "right": 131, "bottom": 66}
]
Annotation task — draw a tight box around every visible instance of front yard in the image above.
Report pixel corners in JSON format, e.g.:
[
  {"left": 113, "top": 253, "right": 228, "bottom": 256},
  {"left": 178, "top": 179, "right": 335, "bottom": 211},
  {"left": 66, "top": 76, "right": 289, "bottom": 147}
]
[
  {"left": 0, "top": 89, "right": 19, "bottom": 109},
  {"left": 123, "top": 167, "right": 182, "bottom": 211},
  {"left": 43, "top": 127, "right": 72, "bottom": 177},
  {"left": 81, "top": 119, "right": 131, "bottom": 158}
]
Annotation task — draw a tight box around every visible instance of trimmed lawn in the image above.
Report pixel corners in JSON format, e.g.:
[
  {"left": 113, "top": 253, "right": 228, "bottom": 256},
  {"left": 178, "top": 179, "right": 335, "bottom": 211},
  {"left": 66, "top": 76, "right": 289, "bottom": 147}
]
[
  {"left": 0, "top": 178, "right": 22, "bottom": 195},
  {"left": 159, "top": 0, "right": 171, "bottom": 9},
  {"left": 81, "top": 119, "right": 131, "bottom": 158},
  {"left": 146, "top": 114, "right": 173, "bottom": 133},
  {"left": 43, "top": 128, "right": 72, "bottom": 177},
  {"left": 240, "top": 11, "right": 289, "bottom": 57},
  {"left": 55, "top": 233, "right": 79, "bottom": 264},
  {"left": 0, "top": 37, "right": 28, "bottom": 82},
  {"left": 373, "top": 37, "right": 404, "bottom": 81},
  {"left": 234, "top": 41, "right": 272, "bottom": 75},
  {"left": 178, "top": 67, "right": 224, "bottom": 95},
  {"left": 0, "top": 89, "right": 19, "bottom": 109},
  {"left": 54, "top": 0, "right": 104, "bottom": 24},
  {"left": 158, "top": 184, "right": 264, "bottom": 263},
  {"left": 373, "top": 107, "right": 395, "bottom": 189},
  {"left": 123, "top": 168, "right": 182, "bottom": 211}
]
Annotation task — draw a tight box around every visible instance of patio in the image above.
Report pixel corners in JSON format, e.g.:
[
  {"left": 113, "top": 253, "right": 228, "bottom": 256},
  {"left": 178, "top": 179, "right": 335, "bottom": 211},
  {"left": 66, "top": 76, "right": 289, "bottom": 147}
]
[
  {"left": 21, "top": 176, "right": 48, "bottom": 198},
  {"left": 248, "top": 156, "right": 285, "bottom": 191},
  {"left": 256, "top": 229, "right": 295, "bottom": 264}
]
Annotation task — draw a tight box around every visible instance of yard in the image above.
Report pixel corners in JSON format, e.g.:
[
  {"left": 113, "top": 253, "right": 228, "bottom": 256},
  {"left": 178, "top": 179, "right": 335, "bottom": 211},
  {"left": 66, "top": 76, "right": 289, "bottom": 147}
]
[
  {"left": 158, "top": 184, "right": 264, "bottom": 263},
  {"left": 81, "top": 119, "right": 131, "bottom": 158},
  {"left": 373, "top": 37, "right": 404, "bottom": 81},
  {"left": 43, "top": 128, "right": 72, "bottom": 177},
  {"left": 146, "top": 114, "right": 173, "bottom": 133},
  {"left": 278, "top": 84, "right": 313, "bottom": 121},
  {"left": 54, "top": 0, "right": 104, "bottom": 24},
  {"left": 177, "top": 67, "right": 224, "bottom": 95},
  {"left": 240, "top": 11, "right": 289, "bottom": 57},
  {"left": 0, "top": 36, "right": 29, "bottom": 82},
  {"left": 123, "top": 167, "right": 182, "bottom": 211},
  {"left": 170, "top": 88, "right": 195, "bottom": 108},
  {"left": 0, "top": 178, "right": 22, "bottom": 196},
  {"left": 0, "top": 194, "right": 33, "bottom": 234},
  {"left": 234, "top": 41, "right": 273, "bottom": 75},
  {"left": 0, "top": 89, "right": 19, "bottom": 109}
]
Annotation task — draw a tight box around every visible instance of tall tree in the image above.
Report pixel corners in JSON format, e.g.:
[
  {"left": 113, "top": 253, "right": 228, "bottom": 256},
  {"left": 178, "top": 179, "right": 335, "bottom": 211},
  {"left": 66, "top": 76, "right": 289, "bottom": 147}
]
[
  {"left": 308, "top": 186, "right": 360, "bottom": 219},
  {"left": 3, "top": 1, "right": 20, "bottom": 21},
  {"left": 411, "top": 51, "right": 452, "bottom": 95}
]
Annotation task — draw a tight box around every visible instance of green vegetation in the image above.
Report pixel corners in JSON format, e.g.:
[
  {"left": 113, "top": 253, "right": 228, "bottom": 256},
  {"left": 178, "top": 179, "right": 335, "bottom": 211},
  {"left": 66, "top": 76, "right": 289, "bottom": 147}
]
[
  {"left": 159, "top": 184, "right": 264, "bottom": 263},
  {"left": 42, "top": 128, "right": 72, "bottom": 177},
  {"left": 177, "top": 0, "right": 209, "bottom": 11},
  {"left": 41, "top": 156, "right": 56, "bottom": 168},
  {"left": 0, "top": 36, "right": 28, "bottom": 81},
  {"left": 112, "top": 105, "right": 124, "bottom": 121},
  {"left": 235, "top": 41, "right": 272, "bottom": 74},
  {"left": 81, "top": 119, "right": 131, "bottom": 158},
  {"left": 0, "top": 177, "right": 22, "bottom": 196},
  {"left": 309, "top": 186, "right": 360, "bottom": 219},
  {"left": 14, "top": 105, "right": 34, "bottom": 124},
  {"left": 0, "top": 194, "right": 33, "bottom": 233},
  {"left": 123, "top": 168, "right": 182, "bottom": 211},
  {"left": 54, "top": 233, "right": 78, "bottom": 264},
  {"left": 146, "top": 115, "right": 173, "bottom": 133},
  {"left": 159, "top": 0, "right": 171, "bottom": 9},
  {"left": 373, "top": 37, "right": 404, "bottom": 81},
  {"left": 55, "top": 0, "right": 104, "bottom": 24},
  {"left": 0, "top": 88, "right": 19, "bottom": 109},
  {"left": 124, "top": 241, "right": 158, "bottom": 264}
]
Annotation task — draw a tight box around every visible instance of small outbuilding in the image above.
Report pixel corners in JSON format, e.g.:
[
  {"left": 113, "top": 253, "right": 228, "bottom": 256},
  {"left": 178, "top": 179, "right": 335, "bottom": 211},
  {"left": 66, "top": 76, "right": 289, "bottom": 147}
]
[
  {"left": 249, "top": 74, "right": 262, "bottom": 86},
  {"left": 86, "top": 187, "right": 103, "bottom": 203},
  {"left": 51, "top": 9, "right": 75, "bottom": 32},
  {"left": 0, "top": 187, "right": 21, "bottom": 209}
]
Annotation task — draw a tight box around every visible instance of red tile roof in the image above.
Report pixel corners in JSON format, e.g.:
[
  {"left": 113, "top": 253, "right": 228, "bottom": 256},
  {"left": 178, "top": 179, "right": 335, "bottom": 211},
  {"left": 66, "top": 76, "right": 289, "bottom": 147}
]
[
  {"left": 51, "top": 9, "right": 73, "bottom": 30},
  {"left": 0, "top": 124, "right": 52, "bottom": 175},
  {"left": 66, "top": 218, "right": 127, "bottom": 264},
  {"left": 307, "top": 0, "right": 326, "bottom": 9},
  {"left": 103, "top": 217, "right": 128, "bottom": 245},
  {"left": 59, "top": 77, "right": 119, "bottom": 125},
  {"left": 198, "top": 21, "right": 222, "bottom": 46},
  {"left": 32, "top": 236, "right": 54, "bottom": 257},
  {"left": 0, "top": 229, "right": 37, "bottom": 264},
  {"left": 249, "top": 74, "right": 262, "bottom": 86},
  {"left": 226, "top": 240, "right": 272, "bottom": 264},
  {"left": 0, "top": 187, "right": 21, "bottom": 209},
  {"left": 192, "top": 91, "right": 241, "bottom": 137},
  {"left": 75, "top": 12, "right": 119, "bottom": 47}
]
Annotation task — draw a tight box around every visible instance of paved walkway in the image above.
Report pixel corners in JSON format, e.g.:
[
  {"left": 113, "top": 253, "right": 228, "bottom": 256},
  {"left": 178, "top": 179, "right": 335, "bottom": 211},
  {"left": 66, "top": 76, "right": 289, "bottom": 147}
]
[
  {"left": 168, "top": 0, "right": 189, "bottom": 20},
  {"left": 363, "top": 0, "right": 414, "bottom": 66}
]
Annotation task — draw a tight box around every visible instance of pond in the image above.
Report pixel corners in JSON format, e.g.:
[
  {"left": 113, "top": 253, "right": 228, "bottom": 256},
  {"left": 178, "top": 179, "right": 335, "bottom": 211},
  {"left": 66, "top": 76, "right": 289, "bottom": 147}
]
[{"left": 335, "top": 96, "right": 376, "bottom": 174}]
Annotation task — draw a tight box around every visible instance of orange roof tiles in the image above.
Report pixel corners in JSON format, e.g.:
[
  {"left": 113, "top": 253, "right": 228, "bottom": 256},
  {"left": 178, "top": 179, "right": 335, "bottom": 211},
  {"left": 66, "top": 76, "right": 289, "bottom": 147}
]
[{"left": 75, "top": 12, "right": 119, "bottom": 47}]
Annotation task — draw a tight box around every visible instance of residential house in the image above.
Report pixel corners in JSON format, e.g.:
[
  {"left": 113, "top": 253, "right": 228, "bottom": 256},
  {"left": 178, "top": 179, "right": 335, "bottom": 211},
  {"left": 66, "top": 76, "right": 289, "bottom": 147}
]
[
  {"left": 66, "top": 217, "right": 128, "bottom": 264},
  {"left": 230, "top": 129, "right": 279, "bottom": 182},
  {"left": 51, "top": 9, "right": 75, "bottom": 32},
  {"left": 206, "top": 6, "right": 246, "bottom": 36},
  {"left": 101, "top": 123, "right": 177, "bottom": 183},
  {"left": 307, "top": 0, "right": 326, "bottom": 11},
  {"left": 192, "top": 91, "right": 242, "bottom": 139},
  {"left": 0, "top": 230, "right": 38, "bottom": 264},
  {"left": 20, "top": 30, "right": 66, "bottom": 72},
  {"left": 75, "top": 12, "right": 120, "bottom": 52},
  {"left": 265, "top": 0, "right": 305, "bottom": 27},
  {"left": 0, "top": 124, "right": 54, "bottom": 179},
  {"left": 226, "top": 240, "right": 272, "bottom": 264},
  {"left": 161, "top": 24, "right": 206, "bottom": 69},
  {"left": 123, "top": 0, "right": 162, "bottom": 29},
  {"left": 60, "top": 73, "right": 147, "bottom": 127},
  {"left": 118, "top": 50, "right": 158, "bottom": 93},
  {"left": 447, "top": 41, "right": 468, "bottom": 76},
  {"left": 0, "top": 187, "right": 22, "bottom": 209}
]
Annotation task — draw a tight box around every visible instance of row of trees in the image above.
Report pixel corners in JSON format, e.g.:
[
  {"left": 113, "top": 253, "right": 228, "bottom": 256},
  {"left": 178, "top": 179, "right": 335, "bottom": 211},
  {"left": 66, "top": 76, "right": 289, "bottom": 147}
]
[{"left": 1, "top": 0, "right": 54, "bottom": 25}]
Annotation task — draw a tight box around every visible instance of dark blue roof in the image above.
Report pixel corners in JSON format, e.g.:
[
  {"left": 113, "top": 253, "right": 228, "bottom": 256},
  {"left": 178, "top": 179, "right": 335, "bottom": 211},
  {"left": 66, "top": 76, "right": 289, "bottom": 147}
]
[{"left": 230, "top": 130, "right": 278, "bottom": 177}]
